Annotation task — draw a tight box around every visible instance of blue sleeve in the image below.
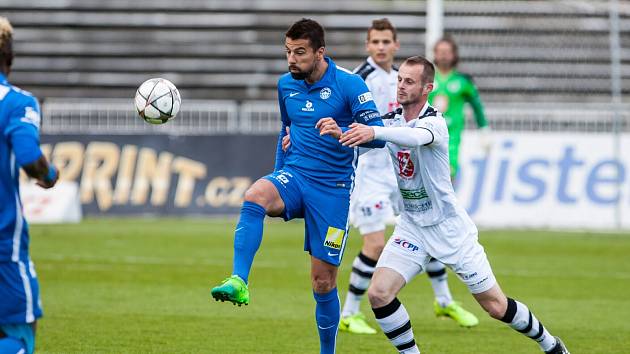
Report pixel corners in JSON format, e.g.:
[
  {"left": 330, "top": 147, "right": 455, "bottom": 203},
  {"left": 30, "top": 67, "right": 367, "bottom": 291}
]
[
  {"left": 3, "top": 95, "right": 43, "bottom": 166},
  {"left": 274, "top": 85, "right": 291, "bottom": 171},
  {"left": 344, "top": 75, "right": 386, "bottom": 148}
]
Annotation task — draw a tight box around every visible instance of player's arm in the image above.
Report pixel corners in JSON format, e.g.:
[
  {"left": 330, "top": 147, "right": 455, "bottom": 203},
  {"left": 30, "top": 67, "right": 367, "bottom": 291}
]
[
  {"left": 463, "top": 74, "right": 488, "bottom": 129},
  {"left": 463, "top": 74, "right": 492, "bottom": 152},
  {"left": 274, "top": 85, "right": 291, "bottom": 171},
  {"left": 5, "top": 97, "right": 58, "bottom": 188},
  {"left": 340, "top": 118, "right": 444, "bottom": 148},
  {"left": 345, "top": 75, "right": 385, "bottom": 148}
]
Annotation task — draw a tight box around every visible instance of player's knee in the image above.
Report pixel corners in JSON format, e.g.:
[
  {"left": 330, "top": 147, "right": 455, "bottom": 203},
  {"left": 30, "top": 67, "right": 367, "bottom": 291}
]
[
  {"left": 367, "top": 282, "right": 394, "bottom": 308},
  {"left": 480, "top": 298, "right": 507, "bottom": 320},
  {"left": 311, "top": 275, "right": 335, "bottom": 294}
]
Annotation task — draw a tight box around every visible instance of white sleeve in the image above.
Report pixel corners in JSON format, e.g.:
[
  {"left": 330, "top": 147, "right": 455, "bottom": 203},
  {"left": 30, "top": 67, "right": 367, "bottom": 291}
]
[{"left": 372, "top": 126, "right": 434, "bottom": 147}]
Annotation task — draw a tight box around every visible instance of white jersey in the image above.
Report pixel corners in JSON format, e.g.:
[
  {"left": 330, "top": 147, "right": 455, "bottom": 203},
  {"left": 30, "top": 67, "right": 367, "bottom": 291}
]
[
  {"left": 380, "top": 103, "right": 460, "bottom": 226},
  {"left": 352, "top": 57, "right": 399, "bottom": 201}
]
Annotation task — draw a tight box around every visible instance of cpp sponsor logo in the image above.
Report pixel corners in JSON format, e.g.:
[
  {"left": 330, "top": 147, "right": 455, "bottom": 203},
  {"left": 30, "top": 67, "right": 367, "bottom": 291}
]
[
  {"left": 462, "top": 139, "right": 630, "bottom": 216},
  {"left": 393, "top": 237, "right": 419, "bottom": 252}
]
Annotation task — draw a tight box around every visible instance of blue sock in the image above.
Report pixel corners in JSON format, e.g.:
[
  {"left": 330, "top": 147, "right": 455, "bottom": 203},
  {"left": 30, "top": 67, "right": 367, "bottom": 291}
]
[
  {"left": 0, "top": 337, "right": 27, "bottom": 353},
  {"left": 313, "top": 287, "right": 340, "bottom": 354},
  {"left": 232, "top": 201, "right": 266, "bottom": 284}
]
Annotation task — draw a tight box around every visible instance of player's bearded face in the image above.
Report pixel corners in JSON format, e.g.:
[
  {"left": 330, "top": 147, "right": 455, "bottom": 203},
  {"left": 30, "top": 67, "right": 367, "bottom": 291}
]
[
  {"left": 397, "top": 64, "right": 426, "bottom": 105},
  {"left": 285, "top": 38, "right": 321, "bottom": 80}
]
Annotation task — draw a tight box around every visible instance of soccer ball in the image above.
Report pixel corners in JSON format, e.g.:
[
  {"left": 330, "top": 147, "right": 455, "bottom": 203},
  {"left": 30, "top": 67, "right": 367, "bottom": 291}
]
[{"left": 134, "top": 78, "right": 181, "bottom": 124}]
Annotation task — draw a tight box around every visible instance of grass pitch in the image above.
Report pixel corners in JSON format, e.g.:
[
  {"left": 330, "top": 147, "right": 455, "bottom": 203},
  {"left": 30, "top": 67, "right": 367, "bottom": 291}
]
[{"left": 30, "top": 218, "right": 630, "bottom": 353}]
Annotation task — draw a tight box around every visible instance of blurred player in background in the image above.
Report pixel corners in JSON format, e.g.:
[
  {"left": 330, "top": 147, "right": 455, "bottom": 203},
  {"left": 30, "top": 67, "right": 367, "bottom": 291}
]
[
  {"left": 0, "top": 17, "right": 59, "bottom": 354},
  {"left": 340, "top": 18, "right": 477, "bottom": 334},
  {"left": 211, "top": 18, "right": 385, "bottom": 354},
  {"left": 340, "top": 55, "right": 570, "bottom": 354},
  {"left": 429, "top": 36, "right": 490, "bottom": 182}
]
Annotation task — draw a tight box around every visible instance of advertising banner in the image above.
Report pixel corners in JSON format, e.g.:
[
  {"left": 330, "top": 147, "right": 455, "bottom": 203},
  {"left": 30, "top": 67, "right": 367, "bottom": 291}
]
[
  {"left": 457, "top": 132, "right": 630, "bottom": 230},
  {"left": 39, "top": 135, "right": 276, "bottom": 216},
  {"left": 39, "top": 132, "right": 629, "bottom": 229}
]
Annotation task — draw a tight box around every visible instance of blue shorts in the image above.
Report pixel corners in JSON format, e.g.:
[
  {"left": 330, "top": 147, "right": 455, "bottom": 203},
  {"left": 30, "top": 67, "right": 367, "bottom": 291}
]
[
  {"left": 264, "top": 167, "right": 351, "bottom": 266},
  {"left": 0, "top": 258, "right": 42, "bottom": 326}
]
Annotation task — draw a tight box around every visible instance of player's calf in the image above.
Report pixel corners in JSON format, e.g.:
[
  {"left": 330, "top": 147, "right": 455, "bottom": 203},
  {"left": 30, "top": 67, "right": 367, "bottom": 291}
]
[{"left": 474, "top": 286, "right": 569, "bottom": 353}]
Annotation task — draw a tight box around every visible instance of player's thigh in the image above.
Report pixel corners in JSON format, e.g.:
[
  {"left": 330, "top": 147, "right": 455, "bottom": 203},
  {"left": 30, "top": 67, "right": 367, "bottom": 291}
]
[
  {"left": 443, "top": 218, "right": 497, "bottom": 295},
  {"left": 261, "top": 169, "right": 305, "bottom": 219},
  {"left": 303, "top": 185, "right": 351, "bottom": 267}
]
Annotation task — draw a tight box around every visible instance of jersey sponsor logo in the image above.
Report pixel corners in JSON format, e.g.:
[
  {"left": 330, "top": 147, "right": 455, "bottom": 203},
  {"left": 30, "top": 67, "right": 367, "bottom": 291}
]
[
  {"left": 323, "top": 226, "right": 345, "bottom": 250},
  {"left": 301, "top": 100, "right": 314, "bottom": 112},
  {"left": 397, "top": 151, "right": 415, "bottom": 179},
  {"left": 320, "top": 87, "right": 331, "bottom": 100},
  {"left": 393, "top": 237, "right": 419, "bottom": 252},
  {"left": 403, "top": 199, "right": 433, "bottom": 213},
  {"left": 399, "top": 188, "right": 428, "bottom": 200},
  {"left": 289, "top": 92, "right": 300, "bottom": 97},
  {"left": 21, "top": 106, "right": 41, "bottom": 129},
  {"left": 357, "top": 92, "right": 373, "bottom": 104}
]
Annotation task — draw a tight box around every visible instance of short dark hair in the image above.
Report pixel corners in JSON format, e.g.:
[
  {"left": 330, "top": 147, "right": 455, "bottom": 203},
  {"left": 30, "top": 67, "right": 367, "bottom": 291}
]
[
  {"left": 368, "top": 18, "right": 397, "bottom": 41},
  {"left": 434, "top": 36, "right": 459, "bottom": 67},
  {"left": 285, "top": 18, "right": 325, "bottom": 51},
  {"left": 402, "top": 55, "right": 435, "bottom": 84},
  {"left": 0, "top": 17, "right": 13, "bottom": 69}
]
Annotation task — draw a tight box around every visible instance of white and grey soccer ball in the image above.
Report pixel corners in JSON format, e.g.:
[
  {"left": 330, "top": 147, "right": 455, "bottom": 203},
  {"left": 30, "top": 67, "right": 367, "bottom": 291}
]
[{"left": 134, "top": 78, "right": 181, "bottom": 124}]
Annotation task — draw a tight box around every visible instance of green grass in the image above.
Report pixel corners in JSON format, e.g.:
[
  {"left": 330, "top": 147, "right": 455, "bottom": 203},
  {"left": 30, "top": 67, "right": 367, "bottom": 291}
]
[{"left": 29, "top": 218, "right": 630, "bottom": 354}]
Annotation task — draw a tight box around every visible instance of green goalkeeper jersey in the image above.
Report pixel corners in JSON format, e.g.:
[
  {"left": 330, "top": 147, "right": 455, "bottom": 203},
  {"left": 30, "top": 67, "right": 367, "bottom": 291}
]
[{"left": 428, "top": 70, "right": 488, "bottom": 176}]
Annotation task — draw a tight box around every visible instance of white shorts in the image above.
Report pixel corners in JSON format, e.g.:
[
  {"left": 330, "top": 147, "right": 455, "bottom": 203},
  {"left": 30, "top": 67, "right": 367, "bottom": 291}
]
[
  {"left": 350, "top": 195, "right": 397, "bottom": 234},
  {"left": 376, "top": 211, "right": 496, "bottom": 294}
]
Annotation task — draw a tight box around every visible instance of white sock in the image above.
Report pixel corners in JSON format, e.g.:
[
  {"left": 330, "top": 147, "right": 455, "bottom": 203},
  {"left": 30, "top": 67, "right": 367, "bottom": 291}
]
[
  {"left": 426, "top": 259, "right": 453, "bottom": 307},
  {"left": 501, "top": 298, "right": 557, "bottom": 352},
  {"left": 341, "top": 252, "right": 376, "bottom": 318},
  {"left": 372, "top": 297, "right": 420, "bottom": 354}
]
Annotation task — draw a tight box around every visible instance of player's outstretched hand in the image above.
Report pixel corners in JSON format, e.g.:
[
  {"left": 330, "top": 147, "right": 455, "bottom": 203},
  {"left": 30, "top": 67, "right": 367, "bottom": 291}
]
[
  {"left": 316, "top": 117, "right": 342, "bottom": 139},
  {"left": 339, "top": 123, "right": 375, "bottom": 147},
  {"left": 282, "top": 126, "right": 291, "bottom": 152}
]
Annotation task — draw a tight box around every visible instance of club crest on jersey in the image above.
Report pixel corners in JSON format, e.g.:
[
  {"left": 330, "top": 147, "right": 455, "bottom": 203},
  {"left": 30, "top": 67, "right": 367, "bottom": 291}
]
[
  {"left": 320, "top": 87, "right": 331, "bottom": 100},
  {"left": 397, "top": 151, "right": 415, "bottom": 179},
  {"left": 323, "top": 226, "right": 345, "bottom": 250},
  {"left": 393, "top": 237, "right": 419, "bottom": 252},
  {"left": 357, "top": 92, "right": 373, "bottom": 104},
  {"left": 302, "top": 100, "right": 315, "bottom": 112}
]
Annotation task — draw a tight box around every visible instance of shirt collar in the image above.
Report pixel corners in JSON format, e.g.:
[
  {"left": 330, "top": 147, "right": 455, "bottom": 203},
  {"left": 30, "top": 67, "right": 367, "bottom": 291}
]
[
  {"left": 401, "top": 101, "right": 430, "bottom": 120},
  {"left": 367, "top": 56, "right": 395, "bottom": 75},
  {"left": 0, "top": 72, "right": 7, "bottom": 86},
  {"left": 306, "top": 56, "right": 334, "bottom": 90}
]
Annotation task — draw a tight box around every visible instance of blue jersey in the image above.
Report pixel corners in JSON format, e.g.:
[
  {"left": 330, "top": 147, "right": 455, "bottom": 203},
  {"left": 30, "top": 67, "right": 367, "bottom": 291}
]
[
  {"left": 0, "top": 73, "right": 42, "bottom": 262},
  {"left": 275, "top": 57, "right": 384, "bottom": 187}
]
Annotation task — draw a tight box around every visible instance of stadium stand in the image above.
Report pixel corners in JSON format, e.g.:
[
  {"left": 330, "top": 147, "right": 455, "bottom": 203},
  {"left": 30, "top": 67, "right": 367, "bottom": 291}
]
[{"left": 3, "top": 0, "right": 629, "bottom": 103}]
